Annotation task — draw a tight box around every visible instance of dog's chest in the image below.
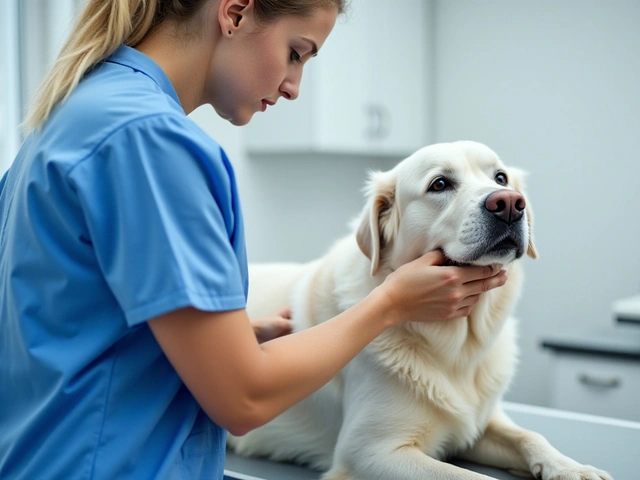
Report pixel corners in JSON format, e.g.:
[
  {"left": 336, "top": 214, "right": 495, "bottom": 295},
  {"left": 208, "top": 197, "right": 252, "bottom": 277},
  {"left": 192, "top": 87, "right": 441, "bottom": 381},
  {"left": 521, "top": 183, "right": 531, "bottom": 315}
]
[{"left": 364, "top": 325, "right": 518, "bottom": 457}]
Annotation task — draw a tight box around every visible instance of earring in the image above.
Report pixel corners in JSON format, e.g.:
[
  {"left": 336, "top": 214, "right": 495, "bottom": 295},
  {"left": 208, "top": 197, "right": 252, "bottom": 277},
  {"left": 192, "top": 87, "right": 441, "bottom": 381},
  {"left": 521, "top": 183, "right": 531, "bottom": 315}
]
[{"left": 228, "top": 30, "right": 232, "bottom": 35}]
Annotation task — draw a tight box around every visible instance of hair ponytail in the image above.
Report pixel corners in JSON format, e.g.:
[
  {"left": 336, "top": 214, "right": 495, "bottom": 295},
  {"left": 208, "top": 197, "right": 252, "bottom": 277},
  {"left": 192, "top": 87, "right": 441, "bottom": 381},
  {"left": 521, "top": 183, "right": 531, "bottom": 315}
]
[{"left": 24, "top": 0, "right": 160, "bottom": 131}]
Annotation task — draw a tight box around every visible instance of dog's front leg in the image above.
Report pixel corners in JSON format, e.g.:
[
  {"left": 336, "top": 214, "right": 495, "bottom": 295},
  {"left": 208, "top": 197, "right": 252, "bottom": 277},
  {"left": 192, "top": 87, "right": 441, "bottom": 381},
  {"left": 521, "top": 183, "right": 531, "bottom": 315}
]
[
  {"left": 458, "top": 409, "right": 614, "bottom": 480},
  {"left": 323, "top": 445, "right": 501, "bottom": 480}
]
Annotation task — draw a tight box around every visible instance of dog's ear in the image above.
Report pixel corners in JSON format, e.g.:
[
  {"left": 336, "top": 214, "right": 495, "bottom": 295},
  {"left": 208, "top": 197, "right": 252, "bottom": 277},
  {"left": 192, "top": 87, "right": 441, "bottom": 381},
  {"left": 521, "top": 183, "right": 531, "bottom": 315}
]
[
  {"left": 356, "top": 171, "right": 398, "bottom": 275},
  {"left": 509, "top": 167, "right": 538, "bottom": 259}
]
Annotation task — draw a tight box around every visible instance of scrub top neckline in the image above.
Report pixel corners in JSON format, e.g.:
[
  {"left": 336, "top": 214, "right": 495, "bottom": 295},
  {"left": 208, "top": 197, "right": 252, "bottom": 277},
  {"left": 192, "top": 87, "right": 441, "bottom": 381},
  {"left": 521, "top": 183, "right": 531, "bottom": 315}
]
[{"left": 106, "top": 45, "right": 182, "bottom": 109}]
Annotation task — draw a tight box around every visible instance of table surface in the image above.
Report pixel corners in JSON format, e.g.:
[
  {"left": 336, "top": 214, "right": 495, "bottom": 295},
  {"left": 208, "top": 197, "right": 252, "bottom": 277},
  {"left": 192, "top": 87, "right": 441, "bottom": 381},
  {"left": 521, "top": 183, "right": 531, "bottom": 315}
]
[
  {"left": 224, "top": 402, "right": 640, "bottom": 480},
  {"left": 224, "top": 453, "right": 524, "bottom": 480}
]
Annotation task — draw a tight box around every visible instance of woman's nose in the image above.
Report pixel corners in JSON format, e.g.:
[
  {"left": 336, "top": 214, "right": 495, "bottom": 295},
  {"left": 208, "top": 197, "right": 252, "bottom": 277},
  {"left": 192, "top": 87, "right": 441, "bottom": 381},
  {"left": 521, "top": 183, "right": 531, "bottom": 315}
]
[
  {"left": 280, "top": 71, "right": 301, "bottom": 100},
  {"left": 279, "top": 81, "right": 299, "bottom": 100}
]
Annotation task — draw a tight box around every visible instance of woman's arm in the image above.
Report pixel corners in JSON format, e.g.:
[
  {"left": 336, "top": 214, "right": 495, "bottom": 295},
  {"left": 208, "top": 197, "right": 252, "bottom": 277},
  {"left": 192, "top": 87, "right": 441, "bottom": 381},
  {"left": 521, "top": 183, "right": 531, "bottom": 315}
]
[
  {"left": 149, "top": 287, "right": 394, "bottom": 436},
  {"left": 148, "top": 250, "right": 506, "bottom": 436}
]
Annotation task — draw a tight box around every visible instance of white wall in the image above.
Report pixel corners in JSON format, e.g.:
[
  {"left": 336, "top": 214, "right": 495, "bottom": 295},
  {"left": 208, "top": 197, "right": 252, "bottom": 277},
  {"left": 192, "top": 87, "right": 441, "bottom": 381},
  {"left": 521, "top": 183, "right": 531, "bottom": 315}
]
[
  {"left": 1, "top": 0, "right": 21, "bottom": 174},
  {"left": 433, "top": 0, "right": 640, "bottom": 405},
  {"left": 1, "top": 0, "right": 80, "bottom": 174}
]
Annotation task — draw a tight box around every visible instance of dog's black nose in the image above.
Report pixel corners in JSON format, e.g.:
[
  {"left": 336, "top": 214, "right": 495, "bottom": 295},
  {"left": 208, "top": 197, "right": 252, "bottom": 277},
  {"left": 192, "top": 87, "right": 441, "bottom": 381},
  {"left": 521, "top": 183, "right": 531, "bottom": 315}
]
[{"left": 485, "top": 190, "right": 525, "bottom": 224}]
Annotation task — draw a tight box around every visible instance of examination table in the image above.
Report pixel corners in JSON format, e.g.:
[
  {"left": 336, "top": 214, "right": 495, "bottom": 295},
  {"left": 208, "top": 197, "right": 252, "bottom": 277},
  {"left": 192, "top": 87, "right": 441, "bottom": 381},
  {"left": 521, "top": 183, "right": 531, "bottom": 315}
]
[{"left": 224, "top": 402, "right": 639, "bottom": 480}]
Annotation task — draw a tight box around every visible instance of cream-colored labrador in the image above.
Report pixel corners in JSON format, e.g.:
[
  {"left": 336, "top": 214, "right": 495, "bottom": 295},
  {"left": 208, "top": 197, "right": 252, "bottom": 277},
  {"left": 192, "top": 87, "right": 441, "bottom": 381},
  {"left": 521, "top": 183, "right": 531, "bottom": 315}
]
[{"left": 229, "top": 141, "right": 612, "bottom": 480}]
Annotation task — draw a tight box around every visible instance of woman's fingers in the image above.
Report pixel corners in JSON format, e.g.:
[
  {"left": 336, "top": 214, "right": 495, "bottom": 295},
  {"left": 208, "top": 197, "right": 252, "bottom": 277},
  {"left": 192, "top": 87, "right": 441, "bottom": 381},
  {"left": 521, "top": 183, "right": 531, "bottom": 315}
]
[
  {"left": 251, "top": 306, "right": 294, "bottom": 343},
  {"left": 271, "top": 305, "right": 292, "bottom": 320},
  {"left": 461, "top": 293, "right": 481, "bottom": 309},
  {"left": 460, "top": 264, "right": 499, "bottom": 284},
  {"left": 482, "top": 269, "right": 508, "bottom": 292},
  {"left": 452, "top": 305, "right": 474, "bottom": 319},
  {"left": 451, "top": 269, "right": 508, "bottom": 318},
  {"left": 463, "top": 269, "right": 508, "bottom": 294}
]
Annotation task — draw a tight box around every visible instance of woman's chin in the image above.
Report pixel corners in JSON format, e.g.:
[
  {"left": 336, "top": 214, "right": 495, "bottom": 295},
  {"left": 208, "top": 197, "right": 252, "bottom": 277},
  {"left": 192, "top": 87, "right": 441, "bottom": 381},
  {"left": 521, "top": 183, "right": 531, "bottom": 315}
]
[
  {"left": 228, "top": 112, "right": 253, "bottom": 127},
  {"left": 212, "top": 106, "right": 250, "bottom": 127}
]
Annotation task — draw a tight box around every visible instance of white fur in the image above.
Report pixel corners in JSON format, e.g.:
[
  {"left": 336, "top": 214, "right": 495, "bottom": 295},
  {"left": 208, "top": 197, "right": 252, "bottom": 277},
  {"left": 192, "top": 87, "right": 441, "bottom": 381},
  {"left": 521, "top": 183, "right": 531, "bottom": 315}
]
[{"left": 229, "top": 141, "right": 613, "bottom": 480}]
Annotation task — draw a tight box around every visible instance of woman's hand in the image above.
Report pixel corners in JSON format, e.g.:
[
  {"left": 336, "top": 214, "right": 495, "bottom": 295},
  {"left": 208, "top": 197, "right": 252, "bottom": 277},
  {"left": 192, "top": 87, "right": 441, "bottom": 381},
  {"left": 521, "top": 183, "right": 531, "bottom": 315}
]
[
  {"left": 250, "top": 306, "right": 293, "bottom": 343},
  {"left": 378, "top": 249, "right": 508, "bottom": 324}
]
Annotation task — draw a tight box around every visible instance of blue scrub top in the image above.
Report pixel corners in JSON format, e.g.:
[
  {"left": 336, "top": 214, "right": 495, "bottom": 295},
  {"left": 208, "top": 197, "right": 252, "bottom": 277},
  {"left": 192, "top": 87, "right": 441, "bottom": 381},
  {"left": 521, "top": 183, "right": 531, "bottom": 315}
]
[{"left": 0, "top": 46, "right": 248, "bottom": 479}]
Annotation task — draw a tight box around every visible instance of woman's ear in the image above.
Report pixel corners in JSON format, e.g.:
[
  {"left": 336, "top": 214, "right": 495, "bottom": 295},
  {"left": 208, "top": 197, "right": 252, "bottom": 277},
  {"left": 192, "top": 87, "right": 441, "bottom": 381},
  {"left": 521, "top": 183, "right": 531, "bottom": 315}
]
[{"left": 218, "top": 0, "right": 252, "bottom": 37}]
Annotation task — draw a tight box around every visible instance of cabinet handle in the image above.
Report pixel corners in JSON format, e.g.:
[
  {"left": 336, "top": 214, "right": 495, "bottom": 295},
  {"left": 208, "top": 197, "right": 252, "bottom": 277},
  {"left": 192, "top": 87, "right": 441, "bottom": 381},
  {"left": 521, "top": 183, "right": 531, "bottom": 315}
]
[{"left": 578, "top": 373, "right": 621, "bottom": 389}]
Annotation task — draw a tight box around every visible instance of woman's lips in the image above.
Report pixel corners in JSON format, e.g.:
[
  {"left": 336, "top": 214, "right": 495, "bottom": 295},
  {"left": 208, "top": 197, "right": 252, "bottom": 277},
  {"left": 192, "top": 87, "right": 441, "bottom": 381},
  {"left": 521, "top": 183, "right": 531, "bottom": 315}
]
[{"left": 262, "top": 99, "right": 275, "bottom": 112}]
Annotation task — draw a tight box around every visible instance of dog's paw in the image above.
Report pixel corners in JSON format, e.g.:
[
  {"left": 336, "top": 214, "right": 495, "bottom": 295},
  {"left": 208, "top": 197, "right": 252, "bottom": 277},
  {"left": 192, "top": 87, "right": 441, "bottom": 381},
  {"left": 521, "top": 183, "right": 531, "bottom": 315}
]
[
  {"left": 532, "top": 459, "right": 614, "bottom": 480},
  {"left": 319, "top": 466, "right": 350, "bottom": 480}
]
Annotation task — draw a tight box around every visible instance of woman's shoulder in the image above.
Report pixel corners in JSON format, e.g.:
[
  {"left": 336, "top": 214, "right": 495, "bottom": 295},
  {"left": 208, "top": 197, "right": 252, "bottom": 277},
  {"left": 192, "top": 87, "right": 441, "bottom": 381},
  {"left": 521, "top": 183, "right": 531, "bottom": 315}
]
[
  {"left": 40, "top": 62, "right": 221, "bottom": 170},
  {"left": 59, "top": 62, "right": 184, "bottom": 135}
]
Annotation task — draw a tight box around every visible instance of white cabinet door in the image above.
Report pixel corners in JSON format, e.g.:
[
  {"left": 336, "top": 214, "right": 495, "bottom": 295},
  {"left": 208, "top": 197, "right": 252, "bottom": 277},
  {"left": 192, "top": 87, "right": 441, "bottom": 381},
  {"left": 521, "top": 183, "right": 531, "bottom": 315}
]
[
  {"left": 549, "top": 352, "right": 640, "bottom": 422},
  {"left": 363, "top": 0, "right": 430, "bottom": 154},
  {"left": 244, "top": 0, "right": 431, "bottom": 157},
  {"left": 314, "top": 0, "right": 370, "bottom": 153}
]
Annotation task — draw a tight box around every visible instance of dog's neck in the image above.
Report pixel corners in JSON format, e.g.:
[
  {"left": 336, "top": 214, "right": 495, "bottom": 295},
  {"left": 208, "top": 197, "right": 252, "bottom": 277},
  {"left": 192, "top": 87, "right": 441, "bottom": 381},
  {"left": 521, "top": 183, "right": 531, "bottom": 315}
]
[{"left": 368, "top": 260, "right": 523, "bottom": 367}]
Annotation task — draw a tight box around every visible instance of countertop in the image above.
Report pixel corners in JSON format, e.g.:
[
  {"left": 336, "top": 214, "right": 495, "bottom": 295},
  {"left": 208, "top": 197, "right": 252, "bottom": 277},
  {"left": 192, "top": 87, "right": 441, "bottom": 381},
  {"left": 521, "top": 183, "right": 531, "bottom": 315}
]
[
  {"left": 541, "top": 326, "right": 640, "bottom": 360},
  {"left": 613, "top": 294, "right": 640, "bottom": 325}
]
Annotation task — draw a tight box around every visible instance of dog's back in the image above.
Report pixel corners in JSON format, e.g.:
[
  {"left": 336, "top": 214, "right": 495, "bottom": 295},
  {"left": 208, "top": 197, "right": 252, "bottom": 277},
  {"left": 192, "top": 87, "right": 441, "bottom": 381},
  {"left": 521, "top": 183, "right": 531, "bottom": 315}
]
[{"left": 246, "top": 262, "right": 308, "bottom": 318}]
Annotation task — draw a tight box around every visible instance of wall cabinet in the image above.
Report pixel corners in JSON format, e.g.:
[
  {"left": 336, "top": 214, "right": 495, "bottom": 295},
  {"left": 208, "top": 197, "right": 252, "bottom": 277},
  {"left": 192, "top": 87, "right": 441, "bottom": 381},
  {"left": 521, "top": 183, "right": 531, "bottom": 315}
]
[{"left": 243, "top": 0, "right": 432, "bottom": 157}]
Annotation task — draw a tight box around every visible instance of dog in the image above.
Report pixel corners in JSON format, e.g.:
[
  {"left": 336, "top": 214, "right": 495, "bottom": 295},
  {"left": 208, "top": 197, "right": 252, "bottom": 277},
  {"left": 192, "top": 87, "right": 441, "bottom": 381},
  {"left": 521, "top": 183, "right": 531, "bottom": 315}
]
[{"left": 228, "top": 141, "right": 613, "bottom": 480}]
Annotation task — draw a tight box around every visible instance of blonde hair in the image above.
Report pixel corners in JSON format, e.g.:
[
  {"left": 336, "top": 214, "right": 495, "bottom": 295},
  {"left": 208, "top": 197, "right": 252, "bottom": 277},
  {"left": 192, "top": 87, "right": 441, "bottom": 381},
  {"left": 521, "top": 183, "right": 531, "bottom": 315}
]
[{"left": 24, "top": 0, "right": 346, "bottom": 131}]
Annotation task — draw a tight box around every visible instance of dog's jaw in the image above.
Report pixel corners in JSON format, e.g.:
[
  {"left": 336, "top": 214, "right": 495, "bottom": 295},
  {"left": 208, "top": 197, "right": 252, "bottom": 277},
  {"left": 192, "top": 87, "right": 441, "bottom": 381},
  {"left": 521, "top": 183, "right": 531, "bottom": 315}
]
[
  {"left": 441, "top": 214, "right": 528, "bottom": 267},
  {"left": 442, "top": 254, "right": 504, "bottom": 271}
]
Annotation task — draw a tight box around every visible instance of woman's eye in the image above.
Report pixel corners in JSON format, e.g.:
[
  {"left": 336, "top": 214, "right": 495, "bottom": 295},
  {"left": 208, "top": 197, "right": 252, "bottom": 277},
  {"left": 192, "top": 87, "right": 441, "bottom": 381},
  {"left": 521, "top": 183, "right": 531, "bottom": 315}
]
[
  {"left": 290, "top": 49, "right": 302, "bottom": 63},
  {"left": 428, "top": 177, "right": 451, "bottom": 192},
  {"left": 495, "top": 172, "right": 508, "bottom": 185}
]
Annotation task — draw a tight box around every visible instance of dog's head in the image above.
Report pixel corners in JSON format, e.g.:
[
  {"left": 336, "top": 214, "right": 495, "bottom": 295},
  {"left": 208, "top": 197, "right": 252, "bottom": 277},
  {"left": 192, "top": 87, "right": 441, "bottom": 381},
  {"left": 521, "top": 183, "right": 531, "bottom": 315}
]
[{"left": 356, "top": 141, "right": 538, "bottom": 275}]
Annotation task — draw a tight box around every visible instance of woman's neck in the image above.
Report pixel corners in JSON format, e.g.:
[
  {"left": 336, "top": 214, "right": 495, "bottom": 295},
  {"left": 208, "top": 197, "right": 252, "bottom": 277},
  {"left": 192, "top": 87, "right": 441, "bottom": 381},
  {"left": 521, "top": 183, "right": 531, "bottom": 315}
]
[{"left": 135, "top": 21, "right": 217, "bottom": 115}]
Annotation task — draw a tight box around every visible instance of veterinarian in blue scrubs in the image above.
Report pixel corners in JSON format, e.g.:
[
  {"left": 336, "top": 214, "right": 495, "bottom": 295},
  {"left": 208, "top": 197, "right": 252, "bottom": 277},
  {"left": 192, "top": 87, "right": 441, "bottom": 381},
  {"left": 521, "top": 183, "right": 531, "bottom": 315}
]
[{"left": 0, "top": 1, "right": 508, "bottom": 478}]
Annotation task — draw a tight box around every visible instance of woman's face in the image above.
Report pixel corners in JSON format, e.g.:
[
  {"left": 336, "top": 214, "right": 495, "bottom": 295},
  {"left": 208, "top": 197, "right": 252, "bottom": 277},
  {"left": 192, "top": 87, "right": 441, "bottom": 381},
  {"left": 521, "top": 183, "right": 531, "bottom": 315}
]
[{"left": 207, "top": 4, "right": 338, "bottom": 126}]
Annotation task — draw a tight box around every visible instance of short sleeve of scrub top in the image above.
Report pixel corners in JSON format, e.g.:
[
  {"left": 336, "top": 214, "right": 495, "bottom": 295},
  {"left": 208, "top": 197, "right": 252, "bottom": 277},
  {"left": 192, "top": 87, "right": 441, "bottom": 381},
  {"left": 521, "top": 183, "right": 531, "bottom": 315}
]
[
  {"left": 68, "top": 113, "right": 248, "bottom": 324},
  {"left": 0, "top": 46, "right": 248, "bottom": 480}
]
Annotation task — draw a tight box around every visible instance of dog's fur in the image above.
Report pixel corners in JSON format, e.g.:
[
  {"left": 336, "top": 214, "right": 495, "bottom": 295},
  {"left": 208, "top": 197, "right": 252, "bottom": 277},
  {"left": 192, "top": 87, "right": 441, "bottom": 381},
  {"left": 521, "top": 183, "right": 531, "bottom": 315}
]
[{"left": 229, "top": 141, "right": 612, "bottom": 480}]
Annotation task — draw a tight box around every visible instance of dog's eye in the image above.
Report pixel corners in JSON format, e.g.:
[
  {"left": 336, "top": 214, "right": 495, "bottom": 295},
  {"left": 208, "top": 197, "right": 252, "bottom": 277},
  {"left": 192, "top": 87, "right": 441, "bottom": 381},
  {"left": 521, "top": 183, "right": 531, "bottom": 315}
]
[
  {"left": 428, "top": 177, "right": 451, "bottom": 192},
  {"left": 495, "top": 172, "right": 508, "bottom": 185}
]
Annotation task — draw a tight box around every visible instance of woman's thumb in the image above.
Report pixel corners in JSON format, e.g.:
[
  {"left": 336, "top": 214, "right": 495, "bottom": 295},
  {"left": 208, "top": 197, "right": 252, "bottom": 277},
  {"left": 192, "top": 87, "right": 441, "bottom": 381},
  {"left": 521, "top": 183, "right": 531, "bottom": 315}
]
[{"left": 422, "top": 249, "right": 446, "bottom": 266}]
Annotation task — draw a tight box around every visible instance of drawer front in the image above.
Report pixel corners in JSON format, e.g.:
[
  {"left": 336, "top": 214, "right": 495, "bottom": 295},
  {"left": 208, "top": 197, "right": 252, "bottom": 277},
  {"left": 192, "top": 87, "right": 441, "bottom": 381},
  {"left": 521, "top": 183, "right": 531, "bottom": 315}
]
[{"left": 549, "top": 353, "right": 640, "bottom": 422}]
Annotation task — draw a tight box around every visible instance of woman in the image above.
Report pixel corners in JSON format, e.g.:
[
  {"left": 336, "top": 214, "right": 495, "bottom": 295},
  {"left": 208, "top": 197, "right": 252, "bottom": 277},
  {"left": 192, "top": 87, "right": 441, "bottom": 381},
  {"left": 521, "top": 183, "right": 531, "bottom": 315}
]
[{"left": 0, "top": 0, "right": 507, "bottom": 478}]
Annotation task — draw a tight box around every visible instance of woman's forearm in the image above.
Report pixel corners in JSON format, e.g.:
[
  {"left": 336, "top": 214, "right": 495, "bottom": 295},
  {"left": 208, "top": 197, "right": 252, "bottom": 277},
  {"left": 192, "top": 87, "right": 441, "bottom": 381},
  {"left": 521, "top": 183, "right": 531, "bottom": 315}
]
[
  {"left": 242, "top": 287, "right": 396, "bottom": 431},
  {"left": 148, "top": 287, "right": 396, "bottom": 436}
]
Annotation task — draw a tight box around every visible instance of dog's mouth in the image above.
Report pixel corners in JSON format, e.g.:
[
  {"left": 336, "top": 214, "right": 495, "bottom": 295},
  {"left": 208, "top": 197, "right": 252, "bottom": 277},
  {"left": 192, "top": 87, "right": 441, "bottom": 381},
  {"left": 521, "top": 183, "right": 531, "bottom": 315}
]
[
  {"left": 442, "top": 256, "right": 471, "bottom": 268},
  {"left": 441, "top": 234, "right": 522, "bottom": 267},
  {"left": 487, "top": 236, "right": 519, "bottom": 255}
]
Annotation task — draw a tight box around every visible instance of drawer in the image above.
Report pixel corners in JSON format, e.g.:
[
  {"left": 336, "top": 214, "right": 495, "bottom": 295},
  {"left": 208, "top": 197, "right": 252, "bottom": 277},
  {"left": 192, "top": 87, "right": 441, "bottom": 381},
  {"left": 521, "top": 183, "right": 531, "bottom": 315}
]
[{"left": 549, "top": 352, "right": 640, "bottom": 422}]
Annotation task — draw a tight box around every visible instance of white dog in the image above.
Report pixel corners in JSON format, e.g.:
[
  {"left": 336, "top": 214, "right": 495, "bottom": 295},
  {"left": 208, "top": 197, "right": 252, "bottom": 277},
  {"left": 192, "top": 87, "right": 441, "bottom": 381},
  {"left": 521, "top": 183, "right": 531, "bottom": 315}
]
[{"left": 229, "top": 141, "right": 613, "bottom": 480}]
